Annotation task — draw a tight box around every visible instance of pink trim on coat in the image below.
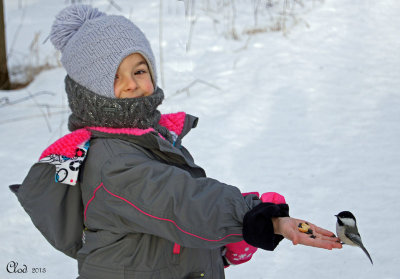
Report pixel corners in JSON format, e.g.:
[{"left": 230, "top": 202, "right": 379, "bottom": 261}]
[
  {"left": 89, "top": 127, "right": 155, "bottom": 136},
  {"left": 39, "top": 128, "right": 91, "bottom": 160},
  {"left": 84, "top": 183, "right": 242, "bottom": 242},
  {"left": 84, "top": 183, "right": 104, "bottom": 221},
  {"left": 159, "top": 112, "right": 186, "bottom": 136}
]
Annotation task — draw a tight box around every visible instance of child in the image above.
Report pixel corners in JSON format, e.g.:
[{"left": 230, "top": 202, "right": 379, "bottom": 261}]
[{"left": 44, "top": 5, "right": 341, "bottom": 278}]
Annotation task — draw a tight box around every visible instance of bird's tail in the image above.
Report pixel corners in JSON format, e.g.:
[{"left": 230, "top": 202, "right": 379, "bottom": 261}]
[{"left": 360, "top": 244, "right": 373, "bottom": 265}]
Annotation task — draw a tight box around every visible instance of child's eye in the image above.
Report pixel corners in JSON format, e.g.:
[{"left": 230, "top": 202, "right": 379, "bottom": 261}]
[
  {"left": 114, "top": 74, "right": 119, "bottom": 80},
  {"left": 135, "top": 70, "right": 146, "bottom": 75}
]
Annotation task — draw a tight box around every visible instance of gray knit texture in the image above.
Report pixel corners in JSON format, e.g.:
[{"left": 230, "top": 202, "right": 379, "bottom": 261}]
[
  {"left": 50, "top": 5, "right": 157, "bottom": 98},
  {"left": 65, "top": 76, "right": 172, "bottom": 142}
]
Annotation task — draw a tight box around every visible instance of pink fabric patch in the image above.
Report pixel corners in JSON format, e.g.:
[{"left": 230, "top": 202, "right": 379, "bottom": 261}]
[
  {"left": 173, "top": 243, "right": 181, "bottom": 254},
  {"left": 39, "top": 128, "right": 91, "bottom": 160},
  {"left": 159, "top": 112, "right": 186, "bottom": 136},
  {"left": 260, "top": 192, "right": 286, "bottom": 204},
  {"left": 224, "top": 240, "right": 258, "bottom": 265},
  {"left": 241, "top": 192, "right": 260, "bottom": 198},
  {"left": 89, "top": 126, "right": 155, "bottom": 136}
]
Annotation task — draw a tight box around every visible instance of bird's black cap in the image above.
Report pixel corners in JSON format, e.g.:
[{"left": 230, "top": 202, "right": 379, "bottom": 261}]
[{"left": 335, "top": 211, "right": 356, "bottom": 220}]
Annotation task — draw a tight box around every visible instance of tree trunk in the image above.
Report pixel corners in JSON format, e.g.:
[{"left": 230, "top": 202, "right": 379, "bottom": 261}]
[{"left": 0, "top": 0, "right": 10, "bottom": 90}]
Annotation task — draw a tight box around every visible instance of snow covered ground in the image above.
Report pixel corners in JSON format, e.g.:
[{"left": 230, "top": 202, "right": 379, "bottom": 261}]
[{"left": 1, "top": 0, "right": 399, "bottom": 278}]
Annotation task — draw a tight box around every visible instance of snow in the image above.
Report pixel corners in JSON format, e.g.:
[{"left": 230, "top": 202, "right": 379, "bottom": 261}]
[{"left": 1, "top": 0, "right": 399, "bottom": 278}]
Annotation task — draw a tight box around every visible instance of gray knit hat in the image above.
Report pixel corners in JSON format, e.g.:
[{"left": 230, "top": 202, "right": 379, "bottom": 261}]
[{"left": 49, "top": 5, "right": 157, "bottom": 98}]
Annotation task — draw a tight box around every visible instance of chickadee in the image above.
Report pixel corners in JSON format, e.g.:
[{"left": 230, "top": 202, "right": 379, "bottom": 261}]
[{"left": 335, "top": 211, "right": 373, "bottom": 265}]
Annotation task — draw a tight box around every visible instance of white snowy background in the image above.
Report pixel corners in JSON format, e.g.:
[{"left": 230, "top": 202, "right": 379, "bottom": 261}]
[{"left": 1, "top": 0, "right": 399, "bottom": 278}]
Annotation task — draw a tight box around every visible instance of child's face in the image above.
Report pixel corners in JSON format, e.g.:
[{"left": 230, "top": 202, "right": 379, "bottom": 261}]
[{"left": 114, "top": 53, "right": 154, "bottom": 98}]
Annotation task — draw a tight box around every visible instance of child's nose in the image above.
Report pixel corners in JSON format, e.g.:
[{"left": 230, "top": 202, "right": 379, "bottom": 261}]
[{"left": 125, "top": 77, "right": 137, "bottom": 91}]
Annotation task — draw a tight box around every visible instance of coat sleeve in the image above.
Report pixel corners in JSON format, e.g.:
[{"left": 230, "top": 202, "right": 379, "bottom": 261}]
[{"left": 97, "top": 151, "right": 262, "bottom": 249}]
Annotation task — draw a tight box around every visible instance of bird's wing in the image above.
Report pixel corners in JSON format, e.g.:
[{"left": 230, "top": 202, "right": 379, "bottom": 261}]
[{"left": 345, "top": 230, "right": 361, "bottom": 244}]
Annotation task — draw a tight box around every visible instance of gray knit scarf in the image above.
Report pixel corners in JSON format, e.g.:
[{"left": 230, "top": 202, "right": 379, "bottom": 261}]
[{"left": 65, "top": 75, "right": 172, "bottom": 142}]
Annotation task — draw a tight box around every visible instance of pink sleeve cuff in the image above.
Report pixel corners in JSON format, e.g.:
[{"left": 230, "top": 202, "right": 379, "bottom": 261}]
[{"left": 260, "top": 192, "right": 286, "bottom": 204}]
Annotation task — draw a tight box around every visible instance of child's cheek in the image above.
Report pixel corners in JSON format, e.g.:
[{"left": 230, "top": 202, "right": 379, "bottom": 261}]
[{"left": 146, "top": 82, "right": 155, "bottom": 94}]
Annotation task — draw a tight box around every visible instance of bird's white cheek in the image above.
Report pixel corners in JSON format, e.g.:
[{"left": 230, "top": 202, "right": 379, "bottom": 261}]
[{"left": 341, "top": 218, "right": 356, "bottom": 227}]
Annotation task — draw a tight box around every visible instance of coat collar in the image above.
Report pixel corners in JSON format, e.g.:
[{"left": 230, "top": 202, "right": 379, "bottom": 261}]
[
  {"left": 40, "top": 113, "right": 198, "bottom": 161},
  {"left": 39, "top": 112, "right": 203, "bottom": 186}
]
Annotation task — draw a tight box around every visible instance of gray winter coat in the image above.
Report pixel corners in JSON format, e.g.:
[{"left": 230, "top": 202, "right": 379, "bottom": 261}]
[{"left": 77, "top": 114, "right": 262, "bottom": 279}]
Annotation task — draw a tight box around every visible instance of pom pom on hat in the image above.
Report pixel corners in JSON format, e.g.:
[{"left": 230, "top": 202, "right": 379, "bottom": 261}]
[{"left": 50, "top": 5, "right": 106, "bottom": 52}]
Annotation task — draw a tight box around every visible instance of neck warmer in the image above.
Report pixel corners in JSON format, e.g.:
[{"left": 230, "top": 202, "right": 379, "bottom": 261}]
[{"left": 65, "top": 75, "right": 172, "bottom": 142}]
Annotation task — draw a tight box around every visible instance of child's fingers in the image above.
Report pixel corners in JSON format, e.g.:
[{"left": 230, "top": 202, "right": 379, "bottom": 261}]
[
  {"left": 301, "top": 221, "right": 335, "bottom": 237},
  {"left": 311, "top": 225, "right": 341, "bottom": 243},
  {"left": 296, "top": 232, "right": 341, "bottom": 250},
  {"left": 315, "top": 233, "right": 341, "bottom": 243},
  {"left": 298, "top": 237, "right": 332, "bottom": 250},
  {"left": 314, "top": 225, "right": 337, "bottom": 237},
  {"left": 305, "top": 224, "right": 340, "bottom": 241},
  {"left": 302, "top": 222, "right": 339, "bottom": 241}
]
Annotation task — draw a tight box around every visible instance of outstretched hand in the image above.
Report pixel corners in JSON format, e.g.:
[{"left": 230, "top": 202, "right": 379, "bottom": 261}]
[{"left": 272, "top": 217, "right": 342, "bottom": 250}]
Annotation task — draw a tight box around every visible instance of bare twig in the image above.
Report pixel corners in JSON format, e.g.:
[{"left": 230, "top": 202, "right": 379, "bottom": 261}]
[
  {"left": 29, "top": 32, "right": 41, "bottom": 70},
  {"left": 229, "top": 0, "right": 239, "bottom": 40},
  {"left": 159, "top": 0, "right": 165, "bottom": 89},
  {"left": 107, "top": 0, "right": 122, "bottom": 12},
  {"left": 0, "top": 91, "right": 55, "bottom": 108},
  {"left": 128, "top": 7, "right": 133, "bottom": 21},
  {"left": 185, "top": 0, "right": 197, "bottom": 52},
  {"left": 171, "top": 79, "right": 221, "bottom": 97},
  {"left": 253, "top": 0, "right": 262, "bottom": 27},
  {"left": 0, "top": 110, "right": 69, "bottom": 125},
  {"left": 234, "top": 35, "right": 253, "bottom": 53},
  {"left": 7, "top": 4, "right": 26, "bottom": 60},
  {"left": 26, "top": 90, "right": 53, "bottom": 132}
]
